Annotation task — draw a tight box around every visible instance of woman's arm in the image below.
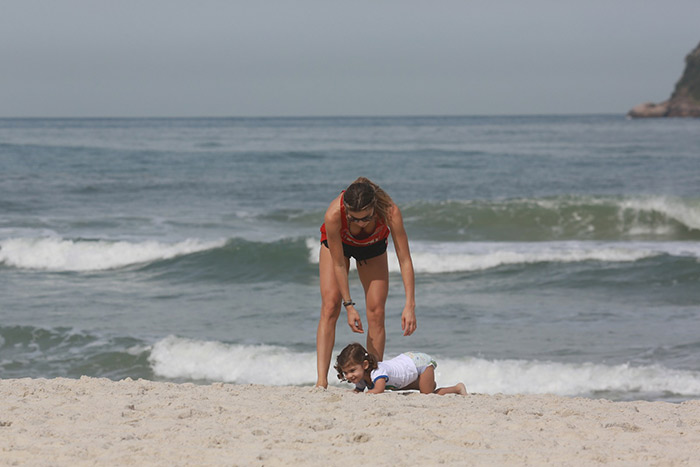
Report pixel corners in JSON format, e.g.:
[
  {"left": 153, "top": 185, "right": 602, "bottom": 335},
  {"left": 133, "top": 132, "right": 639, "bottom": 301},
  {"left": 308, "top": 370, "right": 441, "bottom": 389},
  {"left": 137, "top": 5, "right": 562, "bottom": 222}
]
[{"left": 388, "top": 204, "right": 417, "bottom": 336}]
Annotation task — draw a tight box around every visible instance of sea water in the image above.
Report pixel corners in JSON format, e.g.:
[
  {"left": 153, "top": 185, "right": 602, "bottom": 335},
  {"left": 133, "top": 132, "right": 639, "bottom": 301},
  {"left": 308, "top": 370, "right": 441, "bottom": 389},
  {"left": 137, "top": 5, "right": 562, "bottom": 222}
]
[{"left": 1, "top": 115, "right": 699, "bottom": 401}]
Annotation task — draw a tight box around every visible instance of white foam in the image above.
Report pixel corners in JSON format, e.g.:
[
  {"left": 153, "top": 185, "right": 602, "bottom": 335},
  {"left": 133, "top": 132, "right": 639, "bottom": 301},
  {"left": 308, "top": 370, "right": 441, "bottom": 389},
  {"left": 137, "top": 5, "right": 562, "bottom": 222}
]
[
  {"left": 0, "top": 237, "right": 226, "bottom": 271},
  {"left": 306, "top": 238, "right": 700, "bottom": 274},
  {"left": 617, "top": 196, "right": 700, "bottom": 232},
  {"left": 436, "top": 357, "right": 700, "bottom": 397},
  {"left": 403, "top": 242, "right": 656, "bottom": 274},
  {"left": 528, "top": 195, "right": 700, "bottom": 233},
  {"left": 149, "top": 335, "right": 316, "bottom": 385},
  {"left": 148, "top": 336, "right": 700, "bottom": 397}
]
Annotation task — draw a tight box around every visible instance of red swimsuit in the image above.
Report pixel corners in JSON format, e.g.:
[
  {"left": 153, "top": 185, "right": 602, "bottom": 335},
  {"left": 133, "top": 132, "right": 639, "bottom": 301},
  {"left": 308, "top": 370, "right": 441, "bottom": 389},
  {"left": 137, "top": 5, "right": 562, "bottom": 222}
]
[{"left": 320, "top": 193, "right": 390, "bottom": 260}]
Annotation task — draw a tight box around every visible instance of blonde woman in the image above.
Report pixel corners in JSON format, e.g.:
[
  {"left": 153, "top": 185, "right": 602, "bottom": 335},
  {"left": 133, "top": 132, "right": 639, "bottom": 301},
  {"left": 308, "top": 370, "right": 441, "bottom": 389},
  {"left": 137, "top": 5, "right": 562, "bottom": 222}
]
[{"left": 316, "top": 177, "right": 417, "bottom": 388}]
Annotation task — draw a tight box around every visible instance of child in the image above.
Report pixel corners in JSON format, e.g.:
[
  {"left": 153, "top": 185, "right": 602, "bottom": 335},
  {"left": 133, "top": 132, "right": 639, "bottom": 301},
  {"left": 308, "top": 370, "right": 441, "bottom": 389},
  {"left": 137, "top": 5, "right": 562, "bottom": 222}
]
[{"left": 334, "top": 343, "right": 467, "bottom": 395}]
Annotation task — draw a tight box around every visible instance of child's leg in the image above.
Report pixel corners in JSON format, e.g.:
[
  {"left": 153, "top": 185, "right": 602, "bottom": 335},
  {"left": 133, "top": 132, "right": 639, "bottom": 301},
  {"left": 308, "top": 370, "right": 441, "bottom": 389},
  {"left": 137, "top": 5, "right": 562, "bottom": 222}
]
[
  {"left": 418, "top": 366, "right": 467, "bottom": 395},
  {"left": 435, "top": 382, "right": 467, "bottom": 396},
  {"left": 411, "top": 362, "right": 467, "bottom": 395},
  {"left": 417, "top": 365, "right": 437, "bottom": 394}
]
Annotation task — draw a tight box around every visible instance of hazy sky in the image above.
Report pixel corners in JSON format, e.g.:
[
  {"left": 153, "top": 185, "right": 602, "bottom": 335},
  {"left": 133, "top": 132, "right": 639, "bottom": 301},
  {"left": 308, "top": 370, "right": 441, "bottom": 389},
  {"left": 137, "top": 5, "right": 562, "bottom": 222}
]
[{"left": 2, "top": 1, "right": 699, "bottom": 117}]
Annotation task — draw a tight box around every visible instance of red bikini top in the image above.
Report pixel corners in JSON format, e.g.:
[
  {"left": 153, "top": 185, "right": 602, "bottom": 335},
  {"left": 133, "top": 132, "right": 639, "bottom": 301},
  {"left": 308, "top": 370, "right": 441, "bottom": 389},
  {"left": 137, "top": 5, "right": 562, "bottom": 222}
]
[{"left": 320, "top": 192, "right": 390, "bottom": 247}]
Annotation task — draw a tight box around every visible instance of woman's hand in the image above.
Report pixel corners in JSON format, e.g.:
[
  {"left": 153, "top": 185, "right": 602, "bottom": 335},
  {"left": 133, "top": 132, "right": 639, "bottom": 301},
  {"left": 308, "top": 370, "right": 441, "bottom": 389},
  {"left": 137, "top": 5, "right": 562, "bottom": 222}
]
[
  {"left": 346, "top": 305, "right": 364, "bottom": 333},
  {"left": 401, "top": 305, "right": 417, "bottom": 336}
]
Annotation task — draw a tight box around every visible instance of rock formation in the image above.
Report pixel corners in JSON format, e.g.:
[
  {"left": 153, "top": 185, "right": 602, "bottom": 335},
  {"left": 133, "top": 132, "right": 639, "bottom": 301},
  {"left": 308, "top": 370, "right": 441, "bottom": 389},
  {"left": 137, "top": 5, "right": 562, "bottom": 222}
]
[{"left": 628, "top": 41, "right": 700, "bottom": 118}]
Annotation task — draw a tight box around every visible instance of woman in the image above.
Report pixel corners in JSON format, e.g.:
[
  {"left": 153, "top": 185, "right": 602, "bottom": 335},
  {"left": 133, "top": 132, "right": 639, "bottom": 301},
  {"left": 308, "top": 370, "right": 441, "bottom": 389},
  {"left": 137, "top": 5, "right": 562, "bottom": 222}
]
[{"left": 316, "top": 177, "right": 417, "bottom": 388}]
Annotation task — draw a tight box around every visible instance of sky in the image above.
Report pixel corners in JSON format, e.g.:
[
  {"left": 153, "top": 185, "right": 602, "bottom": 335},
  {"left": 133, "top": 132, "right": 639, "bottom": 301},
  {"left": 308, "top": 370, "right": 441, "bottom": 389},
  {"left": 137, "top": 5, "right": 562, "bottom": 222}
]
[{"left": 2, "top": 1, "right": 699, "bottom": 118}]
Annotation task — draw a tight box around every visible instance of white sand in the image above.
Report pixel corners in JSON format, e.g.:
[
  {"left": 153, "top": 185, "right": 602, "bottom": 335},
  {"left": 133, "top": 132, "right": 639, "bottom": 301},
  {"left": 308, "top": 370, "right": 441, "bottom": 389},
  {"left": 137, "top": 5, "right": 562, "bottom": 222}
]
[{"left": 1, "top": 377, "right": 699, "bottom": 466}]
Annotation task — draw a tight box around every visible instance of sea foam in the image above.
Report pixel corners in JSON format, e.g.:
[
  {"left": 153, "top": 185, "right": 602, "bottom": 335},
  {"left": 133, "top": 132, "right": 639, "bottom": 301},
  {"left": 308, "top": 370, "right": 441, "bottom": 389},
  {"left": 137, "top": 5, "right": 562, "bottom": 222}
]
[
  {"left": 149, "top": 335, "right": 316, "bottom": 386},
  {"left": 306, "top": 238, "right": 700, "bottom": 274},
  {"left": 0, "top": 237, "right": 226, "bottom": 271},
  {"left": 439, "top": 358, "right": 700, "bottom": 399},
  {"left": 148, "top": 336, "right": 700, "bottom": 398},
  {"left": 617, "top": 196, "right": 700, "bottom": 232}
]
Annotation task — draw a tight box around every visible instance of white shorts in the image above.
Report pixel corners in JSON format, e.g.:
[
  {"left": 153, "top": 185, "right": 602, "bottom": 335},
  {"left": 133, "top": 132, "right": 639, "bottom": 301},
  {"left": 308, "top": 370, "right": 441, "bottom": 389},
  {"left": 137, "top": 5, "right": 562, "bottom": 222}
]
[{"left": 403, "top": 352, "right": 437, "bottom": 375}]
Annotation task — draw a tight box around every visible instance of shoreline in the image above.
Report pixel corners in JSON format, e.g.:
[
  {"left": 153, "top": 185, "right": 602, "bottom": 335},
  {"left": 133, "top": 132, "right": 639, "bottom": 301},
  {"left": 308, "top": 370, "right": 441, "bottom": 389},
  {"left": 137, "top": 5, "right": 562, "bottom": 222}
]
[{"left": 2, "top": 377, "right": 699, "bottom": 465}]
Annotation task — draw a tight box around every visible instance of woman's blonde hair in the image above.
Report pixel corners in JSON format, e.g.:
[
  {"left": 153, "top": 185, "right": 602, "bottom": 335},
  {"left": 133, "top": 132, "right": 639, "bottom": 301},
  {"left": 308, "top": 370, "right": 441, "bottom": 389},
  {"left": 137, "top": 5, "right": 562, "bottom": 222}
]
[{"left": 343, "top": 177, "right": 393, "bottom": 224}]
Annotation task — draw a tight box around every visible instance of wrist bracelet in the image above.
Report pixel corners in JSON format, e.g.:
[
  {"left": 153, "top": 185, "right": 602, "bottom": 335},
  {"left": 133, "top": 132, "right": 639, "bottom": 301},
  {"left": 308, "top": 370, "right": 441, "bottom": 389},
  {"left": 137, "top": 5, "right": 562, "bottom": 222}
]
[{"left": 342, "top": 299, "right": 355, "bottom": 307}]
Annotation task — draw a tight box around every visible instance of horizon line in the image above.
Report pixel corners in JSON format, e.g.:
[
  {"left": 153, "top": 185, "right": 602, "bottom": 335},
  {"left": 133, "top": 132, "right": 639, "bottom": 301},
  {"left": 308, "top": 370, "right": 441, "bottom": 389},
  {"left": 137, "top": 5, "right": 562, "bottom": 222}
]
[{"left": 0, "top": 112, "right": 625, "bottom": 120}]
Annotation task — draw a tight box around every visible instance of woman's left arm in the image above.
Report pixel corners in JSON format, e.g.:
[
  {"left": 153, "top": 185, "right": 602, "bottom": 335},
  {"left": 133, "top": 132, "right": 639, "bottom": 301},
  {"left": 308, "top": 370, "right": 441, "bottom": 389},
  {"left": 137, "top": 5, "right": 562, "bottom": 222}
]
[{"left": 388, "top": 204, "right": 417, "bottom": 336}]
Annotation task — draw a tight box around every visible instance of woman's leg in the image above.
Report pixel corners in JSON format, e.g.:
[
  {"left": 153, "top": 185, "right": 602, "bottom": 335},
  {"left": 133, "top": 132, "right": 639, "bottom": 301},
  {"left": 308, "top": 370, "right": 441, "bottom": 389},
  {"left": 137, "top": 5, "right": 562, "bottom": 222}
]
[
  {"left": 357, "top": 252, "right": 389, "bottom": 361},
  {"left": 316, "top": 245, "right": 348, "bottom": 388}
]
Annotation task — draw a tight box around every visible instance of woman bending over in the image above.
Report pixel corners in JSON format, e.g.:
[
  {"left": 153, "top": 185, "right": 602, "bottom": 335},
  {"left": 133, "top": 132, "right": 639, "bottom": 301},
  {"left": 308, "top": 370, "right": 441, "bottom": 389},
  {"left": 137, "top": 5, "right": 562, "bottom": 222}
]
[{"left": 316, "top": 177, "right": 417, "bottom": 388}]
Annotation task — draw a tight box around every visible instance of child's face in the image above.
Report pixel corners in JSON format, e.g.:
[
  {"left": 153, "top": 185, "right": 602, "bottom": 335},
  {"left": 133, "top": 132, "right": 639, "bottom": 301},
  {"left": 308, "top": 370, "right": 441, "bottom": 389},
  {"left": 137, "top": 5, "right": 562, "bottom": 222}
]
[{"left": 342, "top": 360, "right": 368, "bottom": 384}]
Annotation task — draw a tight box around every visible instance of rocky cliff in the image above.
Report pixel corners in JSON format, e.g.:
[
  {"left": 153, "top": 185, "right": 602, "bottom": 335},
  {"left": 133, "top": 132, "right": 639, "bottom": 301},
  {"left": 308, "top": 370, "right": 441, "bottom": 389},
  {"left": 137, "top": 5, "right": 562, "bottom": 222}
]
[{"left": 628, "top": 41, "right": 700, "bottom": 118}]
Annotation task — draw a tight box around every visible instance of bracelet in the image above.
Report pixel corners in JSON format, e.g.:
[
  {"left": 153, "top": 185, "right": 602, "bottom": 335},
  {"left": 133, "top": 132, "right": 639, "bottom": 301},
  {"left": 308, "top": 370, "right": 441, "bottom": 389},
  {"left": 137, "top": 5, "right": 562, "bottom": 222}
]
[{"left": 342, "top": 299, "right": 355, "bottom": 308}]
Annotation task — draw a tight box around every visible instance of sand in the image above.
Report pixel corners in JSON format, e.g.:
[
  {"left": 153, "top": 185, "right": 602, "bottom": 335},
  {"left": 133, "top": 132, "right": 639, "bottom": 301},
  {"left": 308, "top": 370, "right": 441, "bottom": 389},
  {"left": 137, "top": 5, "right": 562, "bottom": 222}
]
[{"left": 1, "top": 377, "right": 699, "bottom": 466}]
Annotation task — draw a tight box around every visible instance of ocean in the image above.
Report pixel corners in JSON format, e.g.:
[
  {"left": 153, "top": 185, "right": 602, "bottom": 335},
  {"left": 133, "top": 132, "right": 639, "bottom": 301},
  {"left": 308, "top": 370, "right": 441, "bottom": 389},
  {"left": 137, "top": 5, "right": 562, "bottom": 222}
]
[{"left": 1, "top": 115, "right": 699, "bottom": 402}]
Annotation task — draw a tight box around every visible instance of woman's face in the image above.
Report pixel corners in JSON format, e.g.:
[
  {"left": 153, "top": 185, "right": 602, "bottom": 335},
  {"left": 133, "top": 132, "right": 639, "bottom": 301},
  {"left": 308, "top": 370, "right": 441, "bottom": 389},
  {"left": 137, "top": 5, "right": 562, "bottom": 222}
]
[{"left": 346, "top": 207, "right": 374, "bottom": 225}]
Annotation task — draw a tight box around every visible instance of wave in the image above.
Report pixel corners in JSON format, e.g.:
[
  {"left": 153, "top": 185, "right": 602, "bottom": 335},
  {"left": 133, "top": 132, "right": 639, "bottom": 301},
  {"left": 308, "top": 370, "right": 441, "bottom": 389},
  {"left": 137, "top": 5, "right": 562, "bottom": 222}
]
[
  {"left": 0, "top": 325, "right": 152, "bottom": 380},
  {"left": 3, "top": 235, "right": 697, "bottom": 280},
  {"left": 141, "top": 237, "right": 316, "bottom": 283},
  {"left": 439, "top": 358, "right": 700, "bottom": 401},
  {"left": 149, "top": 336, "right": 700, "bottom": 400},
  {"left": 401, "top": 195, "right": 700, "bottom": 241},
  {"left": 398, "top": 240, "right": 700, "bottom": 274},
  {"left": 149, "top": 336, "right": 316, "bottom": 386},
  {"left": 0, "top": 235, "right": 318, "bottom": 284},
  {"left": 306, "top": 238, "right": 700, "bottom": 275},
  {"left": 4, "top": 328, "right": 699, "bottom": 401},
  {"left": 0, "top": 237, "right": 226, "bottom": 272}
]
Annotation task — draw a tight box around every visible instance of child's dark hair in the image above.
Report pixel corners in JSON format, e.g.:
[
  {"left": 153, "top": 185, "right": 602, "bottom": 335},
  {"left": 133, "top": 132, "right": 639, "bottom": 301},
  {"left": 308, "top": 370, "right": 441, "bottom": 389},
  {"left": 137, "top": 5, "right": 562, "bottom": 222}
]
[{"left": 334, "top": 343, "right": 379, "bottom": 381}]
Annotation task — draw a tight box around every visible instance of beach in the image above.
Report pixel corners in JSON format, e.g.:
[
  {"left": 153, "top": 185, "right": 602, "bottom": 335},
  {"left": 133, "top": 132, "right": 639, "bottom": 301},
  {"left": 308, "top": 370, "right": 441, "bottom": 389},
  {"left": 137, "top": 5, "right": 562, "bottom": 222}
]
[{"left": 1, "top": 377, "right": 699, "bottom": 466}]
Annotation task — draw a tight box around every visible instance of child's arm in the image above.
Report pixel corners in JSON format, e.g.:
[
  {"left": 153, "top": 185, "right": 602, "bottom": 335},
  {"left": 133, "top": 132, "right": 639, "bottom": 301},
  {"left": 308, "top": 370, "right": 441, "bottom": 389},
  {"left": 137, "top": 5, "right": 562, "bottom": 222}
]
[{"left": 366, "top": 377, "right": 387, "bottom": 394}]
